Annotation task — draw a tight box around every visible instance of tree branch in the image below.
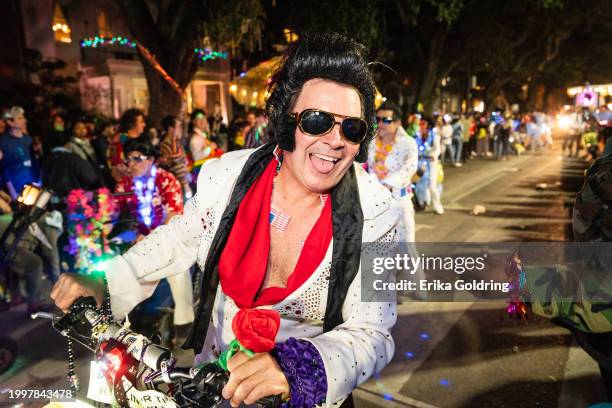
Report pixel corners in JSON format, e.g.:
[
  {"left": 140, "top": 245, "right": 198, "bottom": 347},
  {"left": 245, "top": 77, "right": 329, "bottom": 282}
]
[{"left": 115, "top": 0, "right": 163, "bottom": 54}]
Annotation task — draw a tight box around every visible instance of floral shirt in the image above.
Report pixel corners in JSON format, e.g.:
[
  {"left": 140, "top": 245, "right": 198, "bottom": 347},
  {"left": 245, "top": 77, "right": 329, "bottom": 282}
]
[{"left": 115, "top": 167, "right": 183, "bottom": 235}]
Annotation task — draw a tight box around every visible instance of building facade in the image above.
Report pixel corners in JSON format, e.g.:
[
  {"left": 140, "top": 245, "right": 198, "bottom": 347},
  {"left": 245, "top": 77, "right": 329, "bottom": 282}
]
[{"left": 2, "top": 0, "right": 232, "bottom": 121}]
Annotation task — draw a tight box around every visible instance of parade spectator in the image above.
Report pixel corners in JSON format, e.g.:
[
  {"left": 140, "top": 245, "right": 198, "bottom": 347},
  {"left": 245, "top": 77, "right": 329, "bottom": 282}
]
[
  {"left": 109, "top": 108, "right": 146, "bottom": 180},
  {"left": 495, "top": 117, "right": 512, "bottom": 160},
  {"left": 41, "top": 137, "right": 100, "bottom": 198},
  {"left": 83, "top": 115, "right": 97, "bottom": 139},
  {"left": 90, "top": 120, "right": 117, "bottom": 189},
  {"left": 91, "top": 120, "right": 116, "bottom": 166},
  {"left": 244, "top": 108, "right": 269, "bottom": 148},
  {"left": 245, "top": 109, "right": 256, "bottom": 129},
  {"left": 0, "top": 107, "right": 36, "bottom": 199},
  {"left": 66, "top": 120, "right": 100, "bottom": 168},
  {"left": 405, "top": 113, "right": 421, "bottom": 138},
  {"left": 451, "top": 116, "right": 464, "bottom": 166},
  {"left": 459, "top": 113, "right": 472, "bottom": 160},
  {"left": 440, "top": 115, "right": 455, "bottom": 165},
  {"left": 147, "top": 126, "right": 160, "bottom": 147},
  {"left": 208, "top": 102, "right": 225, "bottom": 138},
  {"left": 43, "top": 112, "right": 68, "bottom": 155},
  {"left": 188, "top": 109, "right": 217, "bottom": 162},
  {"left": 227, "top": 118, "right": 251, "bottom": 151},
  {"left": 159, "top": 115, "right": 192, "bottom": 198},
  {"left": 476, "top": 114, "right": 489, "bottom": 157},
  {"left": 525, "top": 114, "right": 542, "bottom": 151}
]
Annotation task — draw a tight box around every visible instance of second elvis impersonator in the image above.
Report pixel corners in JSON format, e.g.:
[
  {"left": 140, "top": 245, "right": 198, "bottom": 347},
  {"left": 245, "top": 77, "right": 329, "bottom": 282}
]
[{"left": 51, "top": 32, "right": 399, "bottom": 408}]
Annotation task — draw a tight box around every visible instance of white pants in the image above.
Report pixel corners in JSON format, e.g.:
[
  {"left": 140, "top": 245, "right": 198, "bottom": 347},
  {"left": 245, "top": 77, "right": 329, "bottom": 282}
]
[
  {"left": 167, "top": 271, "right": 195, "bottom": 325},
  {"left": 393, "top": 194, "right": 428, "bottom": 300},
  {"left": 428, "top": 161, "right": 444, "bottom": 213},
  {"left": 396, "top": 195, "right": 416, "bottom": 243}
]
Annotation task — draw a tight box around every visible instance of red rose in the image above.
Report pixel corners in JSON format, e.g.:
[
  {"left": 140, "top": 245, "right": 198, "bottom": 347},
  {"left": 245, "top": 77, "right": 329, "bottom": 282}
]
[{"left": 232, "top": 309, "right": 280, "bottom": 353}]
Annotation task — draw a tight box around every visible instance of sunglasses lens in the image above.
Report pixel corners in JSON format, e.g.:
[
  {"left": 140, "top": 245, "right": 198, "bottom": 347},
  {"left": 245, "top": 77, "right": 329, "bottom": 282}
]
[
  {"left": 341, "top": 118, "right": 367, "bottom": 143},
  {"left": 126, "top": 156, "right": 144, "bottom": 164},
  {"left": 376, "top": 117, "right": 393, "bottom": 125},
  {"left": 299, "top": 110, "right": 335, "bottom": 135}
]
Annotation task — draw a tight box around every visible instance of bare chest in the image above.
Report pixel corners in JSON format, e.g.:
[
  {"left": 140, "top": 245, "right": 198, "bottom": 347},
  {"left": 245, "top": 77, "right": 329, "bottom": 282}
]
[{"left": 263, "top": 209, "right": 321, "bottom": 289}]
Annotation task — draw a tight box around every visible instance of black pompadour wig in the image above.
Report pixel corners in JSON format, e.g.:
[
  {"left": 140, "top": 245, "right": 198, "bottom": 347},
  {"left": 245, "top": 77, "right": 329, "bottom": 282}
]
[{"left": 265, "top": 32, "right": 377, "bottom": 163}]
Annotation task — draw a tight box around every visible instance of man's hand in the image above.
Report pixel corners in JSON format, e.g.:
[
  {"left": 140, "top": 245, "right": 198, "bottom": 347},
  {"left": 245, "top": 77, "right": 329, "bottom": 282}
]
[
  {"left": 222, "top": 351, "right": 289, "bottom": 407},
  {"left": 50, "top": 273, "right": 106, "bottom": 312}
]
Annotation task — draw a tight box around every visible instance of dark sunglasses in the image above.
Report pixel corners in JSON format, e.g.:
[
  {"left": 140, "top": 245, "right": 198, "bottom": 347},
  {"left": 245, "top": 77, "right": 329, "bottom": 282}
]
[
  {"left": 290, "top": 109, "right": 368, "bottom": 144},
  {"left": 376, "top": 116, "right": 394, "bottom": 125},
  {"left": 124, "top": 154, "right": 148, "bottom": 164}
]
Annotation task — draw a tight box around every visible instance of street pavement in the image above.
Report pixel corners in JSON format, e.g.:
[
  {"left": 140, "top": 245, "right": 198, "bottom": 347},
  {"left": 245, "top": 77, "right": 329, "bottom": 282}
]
[
  {"left": 354, "top": 144, "right": 608, "bottom": 407},
  {"left": 0, "top": 142, "right": 608, "bottom": 408}
]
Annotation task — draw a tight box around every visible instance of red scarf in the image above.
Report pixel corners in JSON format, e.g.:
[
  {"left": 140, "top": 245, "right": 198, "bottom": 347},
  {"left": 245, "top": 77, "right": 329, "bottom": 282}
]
[{"left": 218, "top": 159, "right": 332, "bottom": 309}]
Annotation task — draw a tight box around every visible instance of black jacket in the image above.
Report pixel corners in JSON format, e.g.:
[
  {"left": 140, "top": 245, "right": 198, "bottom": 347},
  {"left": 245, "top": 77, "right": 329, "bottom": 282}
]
[{"left": 41, "top": 147, "right": 101, "bottom": 198}]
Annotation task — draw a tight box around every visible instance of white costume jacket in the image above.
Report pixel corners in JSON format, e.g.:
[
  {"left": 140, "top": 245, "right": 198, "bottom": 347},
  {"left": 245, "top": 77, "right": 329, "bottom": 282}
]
[
  {"left": 367, "top": 126, "right": 418, "bottom": 200},
  {"left": 104, "top": 146, "right": 399, "bottom": 406}
]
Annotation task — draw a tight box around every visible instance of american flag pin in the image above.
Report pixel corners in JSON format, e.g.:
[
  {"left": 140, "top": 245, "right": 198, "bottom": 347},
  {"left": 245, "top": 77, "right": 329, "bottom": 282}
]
[{"left": 270, "top": 206, "right": 291, "bottom": 232}]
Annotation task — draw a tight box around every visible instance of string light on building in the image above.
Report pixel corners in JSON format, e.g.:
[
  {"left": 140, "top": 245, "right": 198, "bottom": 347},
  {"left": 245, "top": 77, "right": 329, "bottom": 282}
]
[
  {"left": 80, "top": 36, "right": 136, "bottom": 49},
  {"left": 80, "top": 37, "right": 228, "bottom": 63},
  {"left": 193, "top": 48, "right": 228, "bottom": 62}
]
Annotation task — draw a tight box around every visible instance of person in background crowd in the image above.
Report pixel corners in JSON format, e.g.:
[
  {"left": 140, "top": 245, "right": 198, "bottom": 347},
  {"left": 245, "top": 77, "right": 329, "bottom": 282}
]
[
  {"left": 0, "top": 107, "right": 36, "bottom": 199},
  {"left": 405, "top": 113, "right": 421, "bottom": 138},
  {"left": 148, "top": 127, "right": 160, "bottom": 147},
  {"left": 91, "top": 121, "right": 116, "bottom": 165},
  {"left": 451, "top": 115, "right": 463, "bottom": 166},
  {"left": 0, "top": 117, "right": 6, "bottom": 135},
  {"left": 208, "top": 103, "right": 224, "bottom": 137},
  {"left": 244, "top": 108, "right": 269, "bottom": 149},
  {"left": 488, "top": 114, "right": 498, "bottom": 154},
  {"left": 159, "top": 115, "right": 192, "bottom": 198},
  {"left": 66, "top": 120, "right": 102, "bottom": 173},
  {"left": 113, "top": 137, "right": 194, "bottom": 331},
  {"left": 459, "top": 113, "right": 472, "bottom": 160},
  {"left": 83, "top": 115, "right": 97, "bottom": 139},
  {"left": 226, "top": 117, "right": 248, "bottom": 151},
  {"left": 42, "top": 135, "right": 100, "bottom": 198},
  {"left": 525, "top": 114, "right": 542, "bottom": 151},
  {"left": 368, "top": 101, "right": 418, "bottom": 242},
  {"left": 440, "top": 115, "right": 455, "bottom": 166},
  {"left": 417, "top": 116, "right": 444, "bottom": 214},
  {"left": 476, "top": 114, "right": 489, "bottom": 157},
  {"left": 245, "top": 109, "right": 256, "bottom": 130},
  {"left": 109, "top": 108, "right": 146, "bottom": 181},
  {"left": 495, "top": 115, "right": 512, "bottom": 161},
  {"left": 189, "top": 109, "right": 217, "bottom": 162},
  {"left": 43, "top": 112, "right": 68, "bottom": 155},
  {"left": 90, "top": 120, "right": 117, "bottom": 189}
]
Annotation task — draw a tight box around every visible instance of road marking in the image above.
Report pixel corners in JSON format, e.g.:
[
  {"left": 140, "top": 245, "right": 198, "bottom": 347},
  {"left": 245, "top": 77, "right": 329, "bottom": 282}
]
[
  {"left": 448, "top": 154, "right": 559, "bottom": 205},
  {"left": 448, "top": 172, "right": 508, "bottom": 204}
]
